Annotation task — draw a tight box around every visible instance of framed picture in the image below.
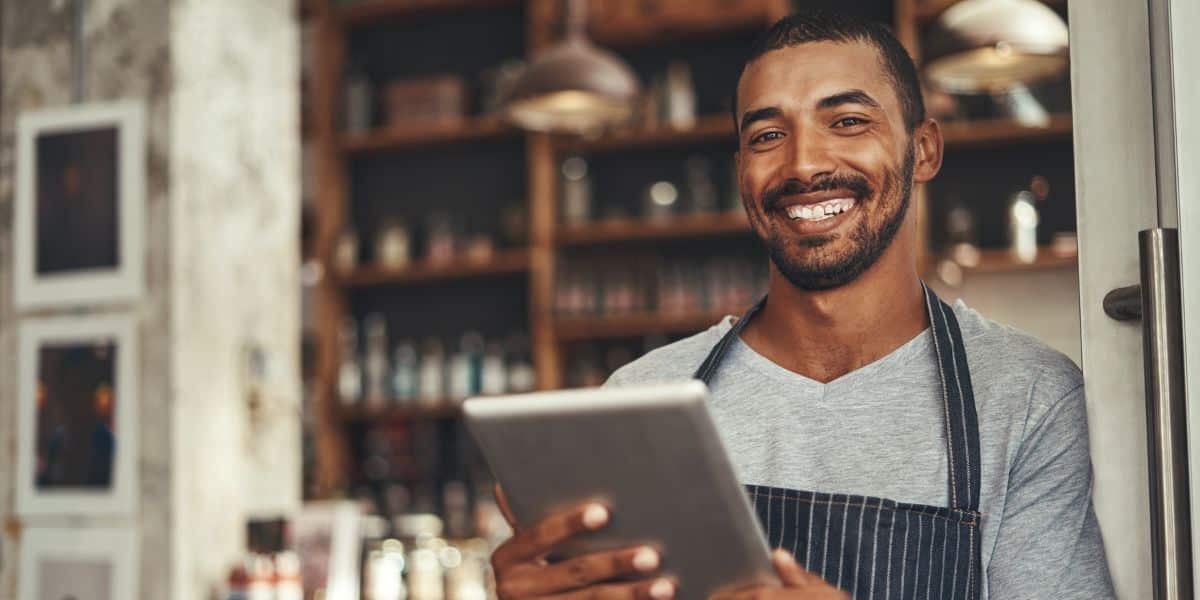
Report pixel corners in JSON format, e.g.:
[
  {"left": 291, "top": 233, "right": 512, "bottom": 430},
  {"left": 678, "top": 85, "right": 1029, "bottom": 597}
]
[
  {"left": 18, "top": 527, "right": 137, "bottom": 600},
  {"left": 16, "top": 314, "right": 139, "bottom": 518},
  {"left": 294, "top": 501, "right": 363, "bottom": 600},
  {"left": 14, "top": 100, "right": 145, "bottom": 310}
]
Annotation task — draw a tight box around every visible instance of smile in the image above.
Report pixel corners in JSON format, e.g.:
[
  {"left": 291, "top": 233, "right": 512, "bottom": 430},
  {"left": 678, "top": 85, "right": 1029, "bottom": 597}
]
[{"left": 784, "top": 197, "right": 857, "bottom": 222}]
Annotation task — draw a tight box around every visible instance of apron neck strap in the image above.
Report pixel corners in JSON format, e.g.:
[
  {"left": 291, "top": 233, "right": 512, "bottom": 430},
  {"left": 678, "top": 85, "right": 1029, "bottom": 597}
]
[
  {"left": 921, "top": 284, "right": 982, "bottom": 512},
  {"left": 692, "top": 284, "right": 982, "bottom": 512}
]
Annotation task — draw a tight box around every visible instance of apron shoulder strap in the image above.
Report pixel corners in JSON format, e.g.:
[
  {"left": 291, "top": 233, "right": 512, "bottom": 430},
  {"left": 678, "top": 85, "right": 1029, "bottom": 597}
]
[
  {"left": 693, "top": 298, "right": 765, "bottom": 383},
  {"left": 923, "top": 284, "right": 983, "bottom": 512}
]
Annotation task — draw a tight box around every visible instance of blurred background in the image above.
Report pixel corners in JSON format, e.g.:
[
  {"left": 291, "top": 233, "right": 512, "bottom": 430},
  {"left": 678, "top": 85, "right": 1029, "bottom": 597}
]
[{"left": 0, "top": 0, "right": 1079, "bottom": 598}]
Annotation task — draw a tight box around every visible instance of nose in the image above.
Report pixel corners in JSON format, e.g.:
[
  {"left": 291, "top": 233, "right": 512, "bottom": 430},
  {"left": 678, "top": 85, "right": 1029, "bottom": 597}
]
[{"left": 782, "top": 128, "right": 836, "bottom": 185}]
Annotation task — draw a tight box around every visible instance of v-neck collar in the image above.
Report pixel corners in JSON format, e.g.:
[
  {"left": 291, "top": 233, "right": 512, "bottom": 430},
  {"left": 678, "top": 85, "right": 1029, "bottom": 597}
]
[{"left": 721, "top": 321, "right": 935, "bottom": 392}]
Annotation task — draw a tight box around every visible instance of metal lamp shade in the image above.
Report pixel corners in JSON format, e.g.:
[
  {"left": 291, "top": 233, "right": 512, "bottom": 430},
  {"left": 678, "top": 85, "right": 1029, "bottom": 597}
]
[
  {"left": 926, "top": 0, "right": 1069, "bottom": 94},
  {"left": 504, "top": 39, "right": 640, "bottom": 134}
]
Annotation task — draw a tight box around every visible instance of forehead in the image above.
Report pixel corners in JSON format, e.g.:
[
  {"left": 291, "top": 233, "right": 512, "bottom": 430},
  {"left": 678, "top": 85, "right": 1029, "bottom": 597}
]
[{"left": 736, "top": 40, "right": 900, "bottom": 116}]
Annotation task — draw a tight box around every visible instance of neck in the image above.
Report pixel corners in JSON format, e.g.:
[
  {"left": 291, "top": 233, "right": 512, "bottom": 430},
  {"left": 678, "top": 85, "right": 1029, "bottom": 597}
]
[{"left": 740, "top": 241, "right": 928, "bottom": 383}]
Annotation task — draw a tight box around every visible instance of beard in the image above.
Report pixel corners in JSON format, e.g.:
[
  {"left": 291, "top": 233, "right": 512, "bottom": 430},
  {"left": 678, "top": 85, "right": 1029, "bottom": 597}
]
[{"left": 758, "top": 147, "right": 915, "bottom": 291}]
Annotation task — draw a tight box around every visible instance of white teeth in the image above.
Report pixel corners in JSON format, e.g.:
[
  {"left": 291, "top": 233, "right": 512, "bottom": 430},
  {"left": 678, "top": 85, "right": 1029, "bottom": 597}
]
[{"left": 785, "top": 198, "right": 856, "bottom": 221}]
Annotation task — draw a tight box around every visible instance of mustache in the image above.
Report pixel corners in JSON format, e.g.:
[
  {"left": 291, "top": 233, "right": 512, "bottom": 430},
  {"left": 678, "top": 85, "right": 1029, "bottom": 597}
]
[{"left": 761, "top": 175, "right": 873, "bottom": 211}]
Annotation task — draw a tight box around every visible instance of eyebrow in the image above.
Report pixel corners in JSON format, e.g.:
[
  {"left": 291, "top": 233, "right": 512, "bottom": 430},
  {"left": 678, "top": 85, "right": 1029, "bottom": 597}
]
[
  {"left": 817, "top": 89, "right": 882, "bottom": 111},
  {"left": 738, "top": 90, "right": 883, "bottom": 133},
  {"left": 739, "top": 106, "right": 782, "bottom": 133}
]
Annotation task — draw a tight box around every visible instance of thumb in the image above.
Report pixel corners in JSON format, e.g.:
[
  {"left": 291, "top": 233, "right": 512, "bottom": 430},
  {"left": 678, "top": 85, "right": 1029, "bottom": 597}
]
[{"left": 772, "top": 549, "right": 811, "bottom": 588}]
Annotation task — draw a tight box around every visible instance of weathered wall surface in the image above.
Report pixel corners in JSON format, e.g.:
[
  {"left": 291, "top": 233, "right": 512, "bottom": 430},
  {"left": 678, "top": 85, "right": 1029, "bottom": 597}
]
[
  {"left": 169, "top": 1, "right": 301, "bottom": 598},
  {"left": 0, "top": 1, "right": 300, "bottom": 598},
  {"left": 0, "top": 1, "right": 174, "bottom": 598}
]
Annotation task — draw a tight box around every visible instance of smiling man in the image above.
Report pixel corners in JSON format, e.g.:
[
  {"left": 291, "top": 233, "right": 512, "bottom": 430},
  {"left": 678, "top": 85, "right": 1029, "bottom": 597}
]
[{"left": 489, "top": 11, "right": 1115, "bottom": 600}]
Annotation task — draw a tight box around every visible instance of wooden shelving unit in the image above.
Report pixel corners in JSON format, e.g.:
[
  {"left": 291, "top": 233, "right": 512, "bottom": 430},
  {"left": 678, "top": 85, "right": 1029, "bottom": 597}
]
[
  {"left": 336, "top": 250, "right": 530, "bottom": 287},
  {"left": 558, "top": 212, "right": 749, "bottom": 245},
  {"left": 339, "top": 117, "right": 518, "bottom": 155},
  {"left": 941, "top": 114, "right": 1073, "bottom": 150},
  {"left": 557, "top": 113, "right": 734, "bottom": 154},
  {"left": 590, "top": 10, "right": 773, "bottom": 49},
  {"left": 336, "top": 0, "right": 522, "bottom": 27},
  {"left": 557, "top": 111, "right": 1071, "bottom": 156},
  {"left": 965, "top": 248, "right": 1078, "bottom": 273},
  {"left": 309, "top": 0, "right": 1077, "bottom": 496},
  {"left": 555, "top": 309, "right": 737, "bottom": 342}
]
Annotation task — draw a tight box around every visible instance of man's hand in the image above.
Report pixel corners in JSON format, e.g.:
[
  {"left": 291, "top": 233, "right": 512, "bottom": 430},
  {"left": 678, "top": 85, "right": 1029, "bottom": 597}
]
[
  {"left": 709, "top": 551, "right": 850, "bottom": 600},
  {"left": 491, "top": 486, "right": 676, "bottom": 600}
]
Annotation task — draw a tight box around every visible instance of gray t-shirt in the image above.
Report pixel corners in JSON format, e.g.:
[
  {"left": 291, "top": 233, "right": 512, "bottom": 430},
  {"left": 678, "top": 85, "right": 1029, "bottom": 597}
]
[{"left": 606, "top": 301, "right": 1115, "bottom": 600}]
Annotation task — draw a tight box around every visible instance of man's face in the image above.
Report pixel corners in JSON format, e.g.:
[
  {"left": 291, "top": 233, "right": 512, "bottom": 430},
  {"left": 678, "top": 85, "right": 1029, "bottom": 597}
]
[{"left": 735, "top": 41, "right": 916, "bottom": 290}]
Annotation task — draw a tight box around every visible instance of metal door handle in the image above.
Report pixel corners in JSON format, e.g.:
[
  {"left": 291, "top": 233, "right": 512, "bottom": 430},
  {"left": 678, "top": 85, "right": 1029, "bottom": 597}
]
[
  {"left": 1105, "top": 228, "right": 1192, "bottom": 600},
  {"left": 1103, "top": 284, "right": 1142, "bottom": 321}
]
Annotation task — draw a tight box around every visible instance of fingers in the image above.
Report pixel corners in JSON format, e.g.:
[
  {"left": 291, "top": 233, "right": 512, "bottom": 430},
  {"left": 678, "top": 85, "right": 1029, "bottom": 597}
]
[
  {"left": 530, "top": 577, "right": 676, "bottom": 600},
  {"left": 771, "top": 549, "right": 813, "bottom": 588},
  {"left": 493, "top": 502, "right": 610, "bottom": 569},
  {"left": 495, "top": 484, "right": 518, "bottom": 529},
  {"left": 500, "top": 546, "right": 663, "bottom": 598}
]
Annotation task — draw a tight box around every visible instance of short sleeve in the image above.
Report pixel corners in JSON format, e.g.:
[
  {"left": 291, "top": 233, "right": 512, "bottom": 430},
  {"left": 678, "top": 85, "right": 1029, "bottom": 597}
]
[{"left": 986, "top": 382, "right": 1116, "bottom": 599}]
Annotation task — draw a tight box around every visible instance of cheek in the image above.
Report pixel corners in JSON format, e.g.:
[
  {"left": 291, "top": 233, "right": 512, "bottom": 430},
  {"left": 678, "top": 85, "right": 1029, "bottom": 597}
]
[{"left": 737, "top": 160, "right": 772, "bottom": 209}]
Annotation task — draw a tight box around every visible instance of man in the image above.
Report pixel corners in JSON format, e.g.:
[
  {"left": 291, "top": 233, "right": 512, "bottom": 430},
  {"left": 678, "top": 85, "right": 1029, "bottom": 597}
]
[{"left": 490, "top": 11, "right": 1115, "bottom": 600}]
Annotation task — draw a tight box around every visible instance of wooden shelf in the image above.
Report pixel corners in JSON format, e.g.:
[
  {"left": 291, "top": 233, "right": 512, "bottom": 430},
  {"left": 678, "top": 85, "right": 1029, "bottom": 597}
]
[
  {"left": 940, "top": 114, "right": 1073, "bottom": 150},
  {"left": 339, "top": 403, "right": 463, "bottom": 422},
  {"left": 590, "top": 12, "right": 771, "bottom": 49},
  {"left": 557, "top": 113, "right": 734, "bottom": 154},
  {"left": 555, "top": 309, "right": 737, "bottom": 342},
  {"left": 335, "top": 0, "right": 521, "bottom": 27},
  {"left": 964, "top": 248, "right": 1078, "bottom": 273},
  {"left": 916, "top": 0, "right": 1067, "bottom": 23},
  {"left": 339, "top": 117, "right": 518, "bottom": 155},
  {"left": 558, "top": 213, "right": 750, "bottom": 246},
  {"left": 336, "top": 250, "right": 530, "bottom": 287}
]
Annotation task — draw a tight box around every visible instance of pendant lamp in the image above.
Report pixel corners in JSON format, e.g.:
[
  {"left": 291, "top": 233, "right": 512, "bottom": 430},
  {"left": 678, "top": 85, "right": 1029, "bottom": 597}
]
[
  {"left": 504, "top": 0, "right": 640, "bottom": 134},
  {"left": 925, "top": 0, "right": 1069, "bottom": 95}
]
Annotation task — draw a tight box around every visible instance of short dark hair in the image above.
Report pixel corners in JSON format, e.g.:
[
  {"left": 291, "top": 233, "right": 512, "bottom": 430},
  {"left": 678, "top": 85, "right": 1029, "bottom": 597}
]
[{"left": 735, "top": 10, "right": 926, "bottom": 133}]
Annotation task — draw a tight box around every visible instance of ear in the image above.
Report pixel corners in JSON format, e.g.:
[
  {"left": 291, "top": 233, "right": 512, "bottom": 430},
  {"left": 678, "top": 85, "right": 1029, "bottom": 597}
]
[{"left": 911, "top": 118, "right": 944, "bottom": 184}]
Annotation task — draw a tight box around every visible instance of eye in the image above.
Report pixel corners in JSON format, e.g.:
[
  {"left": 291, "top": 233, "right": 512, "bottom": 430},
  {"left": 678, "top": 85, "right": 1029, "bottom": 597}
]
[
  {"left": 833, "top": 117, "right": 869, "bottom": 128},
  {"left": 750, "top": 130, "right": 784, "bottom": 145}
]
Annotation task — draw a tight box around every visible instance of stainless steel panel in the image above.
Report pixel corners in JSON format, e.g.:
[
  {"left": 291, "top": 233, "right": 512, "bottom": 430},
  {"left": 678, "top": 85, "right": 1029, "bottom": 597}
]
[{"left": 1070, "top": 0, "right": 1161, "bottom": 596}]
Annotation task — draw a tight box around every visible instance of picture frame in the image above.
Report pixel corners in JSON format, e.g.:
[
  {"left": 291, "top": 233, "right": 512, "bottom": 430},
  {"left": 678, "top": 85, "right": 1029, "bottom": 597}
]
[
  {"left": 14, "top": 100, "right": 145, "bottom": 310},
  {"left": 18, "top": 527, "right": 138, "bottom": 600},
  {"left": 16, "top": 314, "right": 139, "bottom": 518}
]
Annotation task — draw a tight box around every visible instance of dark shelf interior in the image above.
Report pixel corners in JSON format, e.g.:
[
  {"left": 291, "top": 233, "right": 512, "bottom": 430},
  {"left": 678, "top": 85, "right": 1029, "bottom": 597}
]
[
  {"left": 927, "top": 140, "right": 1076, "bottom": 252},
  {"left": 347, "top": 3, "right": 526, "bottom": 120}
]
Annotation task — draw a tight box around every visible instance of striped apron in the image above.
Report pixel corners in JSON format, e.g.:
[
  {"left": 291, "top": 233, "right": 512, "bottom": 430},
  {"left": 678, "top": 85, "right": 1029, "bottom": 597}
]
[{"left": 692, "top": 285, "right": 983, "bottom": 600}]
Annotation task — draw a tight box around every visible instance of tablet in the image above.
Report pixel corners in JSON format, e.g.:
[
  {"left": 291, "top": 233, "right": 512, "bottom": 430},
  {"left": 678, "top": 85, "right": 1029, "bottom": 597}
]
[{"left": 463, "top": 380, "right": 776, "bottom": 599}]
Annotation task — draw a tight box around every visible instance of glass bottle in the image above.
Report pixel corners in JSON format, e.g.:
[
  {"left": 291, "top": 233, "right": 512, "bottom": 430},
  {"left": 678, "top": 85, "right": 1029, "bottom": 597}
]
[
  {"left": 1008, "top": 190, "right": 1039, "bottom": 264},
  {"left": 337, "top": 317, "right": 362, "bottom": 406},
  {"left": 390, "top": 340, "right": 418, "bottom": 405},
  {"left": 505, "top": 334, "right": 536, "bottom": 394},
  {"left": 344, "top": 61, "right": 373, "bottom": 133},
  {"left": 664, "top": 61, "right": 697, "bottom": 129},
  {"left": 480, "top": 341, "right": 507, "bottom": 396},
  {"left": 418, "top": 338, "right": 445, "bottom": 406},
  {"left": 363, "top": 313, "right": 389, "bottom": 407},
  {"left": 685, "top": 155, "right": 719, "bottom": 213},
  {"left": 561, "top": 156, "right": 592, "bottom": 226}
]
